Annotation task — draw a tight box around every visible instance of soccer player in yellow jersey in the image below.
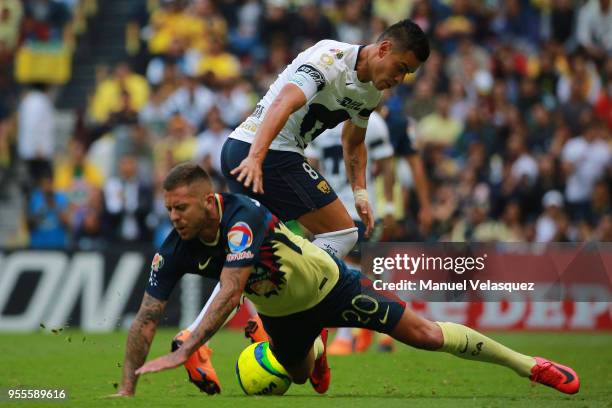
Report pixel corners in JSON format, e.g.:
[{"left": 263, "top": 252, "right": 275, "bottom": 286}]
[{"left": 136, "top": 163, "right": 580, "bottom": 395}]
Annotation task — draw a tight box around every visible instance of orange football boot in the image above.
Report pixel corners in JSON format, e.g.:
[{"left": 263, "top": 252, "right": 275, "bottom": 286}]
[
  {"left": 530, "top": 357, "right": 580, "bottom": 394},
  {"left": 244, "top": 314, "right": 269, "bottom": 343},
  {"left": 171, "top": 330, "right": 221, "bottom": 394}
]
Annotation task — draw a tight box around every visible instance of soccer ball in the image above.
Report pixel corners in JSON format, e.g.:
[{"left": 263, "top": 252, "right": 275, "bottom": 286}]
[{"left": 236, "top": 341, "right": 291, "bottom": 396}]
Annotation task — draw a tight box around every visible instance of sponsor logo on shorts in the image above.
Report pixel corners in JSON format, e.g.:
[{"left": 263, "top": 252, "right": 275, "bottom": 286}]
[
  {"left": 317, "top": 180, "right": 331, "bottom": 194},
  {"left": 226, "top": 251, "right": 254, "bottom": 262},
  {"left": 151, "top": 253, "right": 164, "bottom": 272},
  {"left": 228, "top": 221, "right": 253, "bottom": 253}
]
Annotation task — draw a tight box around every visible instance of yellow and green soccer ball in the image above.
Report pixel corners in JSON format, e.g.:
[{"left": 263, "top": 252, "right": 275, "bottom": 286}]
[{"left": 236, "top": 341, "right": 291, "bottom": 395}]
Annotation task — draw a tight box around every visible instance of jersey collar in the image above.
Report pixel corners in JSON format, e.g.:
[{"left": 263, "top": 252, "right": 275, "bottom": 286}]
[{"left": 200, "top": 193, "right": 224, "bottom": 246}]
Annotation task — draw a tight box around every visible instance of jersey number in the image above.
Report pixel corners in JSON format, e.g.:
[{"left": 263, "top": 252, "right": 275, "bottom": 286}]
[{"left": 298, "top": 104, "right": 350, "bottom": 149}]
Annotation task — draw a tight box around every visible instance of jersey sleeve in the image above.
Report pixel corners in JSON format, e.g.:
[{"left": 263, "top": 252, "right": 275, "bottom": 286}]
[
  {"left": 144, "top": 249, "right": 183, "bottom": 301},
  {"left": 350, "top": 92, "right": 382, "bottom": 128},
  {"left": 288, "top": 44, "right": 345, "bottom": 102},
  {"left": 223, "top": 201, "right": 267, "bottom": 268},
  {"left": 288, "top": 64, "right": 328, "bottom": 102}
]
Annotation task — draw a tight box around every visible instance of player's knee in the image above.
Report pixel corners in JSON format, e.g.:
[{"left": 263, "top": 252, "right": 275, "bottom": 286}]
[{"left": 312, "top": 227, "right": 359, "bottom": 259}]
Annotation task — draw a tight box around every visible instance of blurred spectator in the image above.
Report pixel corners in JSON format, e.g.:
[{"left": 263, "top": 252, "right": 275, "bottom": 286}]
[
  {"left": 197, "top": 35, "right": 242, "bottom": 87},
  {"left": 292, "top": 1, "right": 336, "bottom": 50},
  {"left": 259, "top": 0, "right": 294, "bottom": 48},
  {"left": 549, "top": 0, "right": 575, "bottom": 46},
  {"left": 445, "top": 38, "right": 490, "bottom": 84},
  {"left": 139, "top": 86, "right": 169, "bottom": 137},
  {"left": 153, "top": 113, "right": 197, "bottom": 177},
  {"left": 22, "top": 0, "right": 71, "bottom": 43},
  {"left": 17, "top": 83, "right": 55, "bottom": 185},
  {"left": 557, "top": 52, "right": 602, "bottom": 106},
  {"left": 148, "top": 0, "right": 203, "bottom": 55},
  {"left": 336, "top": 0, "right": 368, "bottom": 44},
  {"left": 561, "top": 120, "right": 612, "bottom": 220},
  {"left": 373, "top": 0, "right": 414, "bottom": 27},
  {"left": 417, "top": 94, "right": 463, "bottom": 148},
  {"left": 54, "top": 138, "right": 104, "bottom": 204},
  {"left": 27, "top": 174, "right": 70, "bottom": 248},
  {"left": 490, "top": 0, "right": 540, "bottom": 46},
  {"left": 0, "top": 0, "right": 23, "bottom": 54},
  {"left": 434, "top": 0, "right": 478, "bottom": 55},
  {"left": 90, "top": 62, "right": 150, "bottom": 123},
  {"left": 576, "top": 0, "right": 612, "bottom": 62},
  {"left": 191, "top": 0, "right": 228, "bottom": 54},
  {"left": 587, "top": 180, "right": 611, "bottom": 226},
  {"left": 535, "top": 190, "right": 565, "bottom": 242},
  {"left": 195, "top": 106, "right": 231, "bottom": 188},
  {"left": 162, "top": 74, "right": 214, "bottom": 130},
  {"left": 227, "top": 0, "right": 262, "bottom": 57},
  {"left": 102, "top": 154, "right": 153, "bottom": 243},
  {"left": 405, "top": 78, "right": 436, "bottom": 121},
  {"left": 73, "top": 186, "right": 104, "bottom": 249},
  {"left": 212, "top": 79, "right": 255, "bottom": 129},
  {"left": 409, "top": 0, "right": 435, "bottom": 37},
  {"left": 146, "top": 37, "right": 190, "bottom": 86}
]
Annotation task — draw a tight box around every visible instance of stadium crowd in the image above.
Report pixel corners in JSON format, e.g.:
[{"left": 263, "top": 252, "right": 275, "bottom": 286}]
[{"left": 0, "top": 0, "right": 610, "bottom": 249}]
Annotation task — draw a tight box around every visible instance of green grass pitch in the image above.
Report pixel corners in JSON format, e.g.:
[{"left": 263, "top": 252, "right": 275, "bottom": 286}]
[{"left": 1, "top": 329, "right": 610, "bottom": 407}]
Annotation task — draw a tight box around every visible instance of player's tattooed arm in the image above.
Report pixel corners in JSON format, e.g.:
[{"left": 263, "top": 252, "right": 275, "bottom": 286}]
[
  {"left": 341, "top": 120, "right": 367, "bottom": 191},
  {"left": 180, "top": 266, "right": 251, "bottom": 357},
  {"left": 119, "top": 293, "right": 167, "bottom": 395},
  {"left": 135, "top": 267, "right": 252, "bottom": 377},
  {"left": 342, "top": 120, "right": 375, "bottom": 234}
]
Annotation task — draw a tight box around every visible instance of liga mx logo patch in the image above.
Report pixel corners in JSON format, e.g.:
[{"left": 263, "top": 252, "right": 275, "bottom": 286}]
[
  {"left": 228, "top": 222, "right": 253, "bottom": 253},
  {"left": 151, "top": 253, "right": 164, "bottom": 271}
]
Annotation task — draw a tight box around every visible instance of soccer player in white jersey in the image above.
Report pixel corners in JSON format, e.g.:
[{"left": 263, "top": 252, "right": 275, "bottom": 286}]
[{"left": 171, "top": 20, "right": 430, "bottom": 393}]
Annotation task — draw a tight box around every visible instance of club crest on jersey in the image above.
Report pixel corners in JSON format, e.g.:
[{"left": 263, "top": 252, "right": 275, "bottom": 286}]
[
  {"left": 329, "top": 48, "right": 344, "bottom": 59},
  {"left": 151, "top": 253, "right": 164, "bottom": 272},
  {"left": 228, "top": 222, "right": 253, "bottom": 253},
  {"left": 317, "top": 180, "right": 331, "bottom": 194}
]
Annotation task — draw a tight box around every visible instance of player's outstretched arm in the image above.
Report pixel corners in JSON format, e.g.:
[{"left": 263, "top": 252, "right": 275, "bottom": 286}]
[
  {"left": 116, "top": 293, "right": 167, "bottom": 396},
  {"left": 231, "top": 84, "right": 306, "bottom": 194},
  {"left": 135, "top": 266, "right": 251, "bottom": 376},
  {"left": 342, "top": 121, "right": 374, "bottom": 235}
]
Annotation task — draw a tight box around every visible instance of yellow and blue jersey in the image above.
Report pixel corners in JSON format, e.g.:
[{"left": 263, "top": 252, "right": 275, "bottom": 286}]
[{"left": 146, "top": 193, "right": 339, "bottom": 316}]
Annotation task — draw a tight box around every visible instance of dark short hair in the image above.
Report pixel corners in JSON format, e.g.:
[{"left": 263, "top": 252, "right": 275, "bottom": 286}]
[
  {"left": 163, "top": 162, "right": 212, "bottom": 191},
  {"left": 377, "top": 19, "right": 430, "bottom": 62}
]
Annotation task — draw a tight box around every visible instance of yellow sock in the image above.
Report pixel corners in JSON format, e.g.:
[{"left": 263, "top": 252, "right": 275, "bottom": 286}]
[
  {"left": 313, "top": 336, "right": 324, "bottom": 360},
  {"left": 437, "top": 322, "right": 536, "bottom": 377}
]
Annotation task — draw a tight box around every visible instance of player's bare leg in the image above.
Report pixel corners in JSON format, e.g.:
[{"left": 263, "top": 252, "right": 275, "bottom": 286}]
[
  {"left": 388, "top": 307, "right": 580, "bottom": 394},
  {"left": 299, "top": 199, "right": 358, "bottom": 259}
]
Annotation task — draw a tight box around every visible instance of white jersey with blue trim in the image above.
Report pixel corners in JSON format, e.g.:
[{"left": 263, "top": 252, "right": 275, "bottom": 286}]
[
  {"left": 229, "top": 40, "right": 382, "bottom": 155},
  {"left": 305, "top": 111, "right": 394, "bottom": 221}
]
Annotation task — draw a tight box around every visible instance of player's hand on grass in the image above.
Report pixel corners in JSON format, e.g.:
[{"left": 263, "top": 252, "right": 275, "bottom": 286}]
[
  {"left": 231, "top": 156, "right": 264, "bottom": 194},
  {"left": 135, "top": 350, "right": 187, "bottom": 376}
]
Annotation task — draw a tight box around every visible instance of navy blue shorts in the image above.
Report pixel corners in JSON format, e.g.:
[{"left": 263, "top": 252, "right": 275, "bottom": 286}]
[
  {"left": 221, "top": 138, "right": 338, "bottom": 221},
  {"left": 259, "top": 258, "right": 406, "bottom": 366}
]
